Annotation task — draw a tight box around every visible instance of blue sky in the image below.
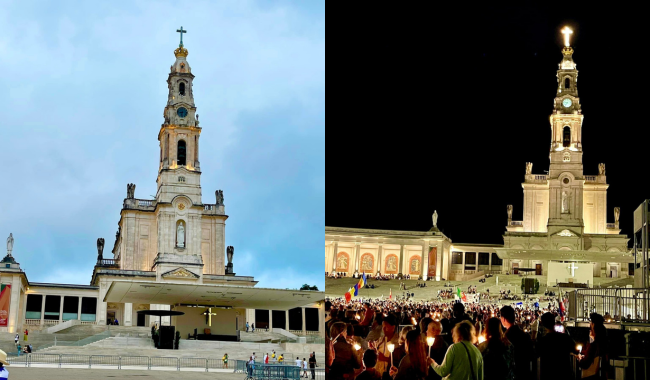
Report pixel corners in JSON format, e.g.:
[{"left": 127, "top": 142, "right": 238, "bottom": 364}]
[{"left": 0, "top": 0, "right": 324, "bottom": 290}]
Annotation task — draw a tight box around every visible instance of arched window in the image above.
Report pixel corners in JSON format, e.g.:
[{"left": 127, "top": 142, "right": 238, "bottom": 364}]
[
  {"left": 564, "top": 77, "right": 570, "bottom": 89},
  {"left": 177, "top": 140, "right": 186, "bottom": 166},
  {"left": 563, "top": 126, "right": 571, "bottom": 147},
  {"left": 179, "top": 82, "right": 185, "bottom": 96}
]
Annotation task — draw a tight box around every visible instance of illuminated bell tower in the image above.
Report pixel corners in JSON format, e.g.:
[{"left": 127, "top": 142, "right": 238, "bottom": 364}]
[
  {"left": 547, "top": 26, "right": 585, "bottom": 234},
  {"left": 157, "top": 27, "right": 203, "bottom": 204}
]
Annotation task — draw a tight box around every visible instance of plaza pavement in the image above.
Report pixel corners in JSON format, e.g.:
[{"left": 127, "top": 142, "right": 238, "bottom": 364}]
[
  {"left": 6, "top": 366, "right": 244, "bottom": 379},
  {"left": 325, "top": 274, "right": 633, "bottom": 301}
]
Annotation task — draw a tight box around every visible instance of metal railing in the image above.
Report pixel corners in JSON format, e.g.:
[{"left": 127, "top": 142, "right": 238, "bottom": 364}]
[
  {"left": 575, "top": 288, "right": 650, "bottom": 323},
  {"left": 7, "top": 354, "right": 325, "bottom": 378},
  {"left": 96, "top": 259, "right": 119, "bottom": 267}
]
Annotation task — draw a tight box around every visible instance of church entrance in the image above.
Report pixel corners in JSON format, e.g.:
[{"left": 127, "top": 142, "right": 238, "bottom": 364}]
[
  {"left": 137, "top": 313, "right": 146, "bottom": 326},
  {"left": 512, "top": 263, "right": 519, "bottom": 275},
  {"left": 535, "top": 264, "right": 542, "bottom": 276}
]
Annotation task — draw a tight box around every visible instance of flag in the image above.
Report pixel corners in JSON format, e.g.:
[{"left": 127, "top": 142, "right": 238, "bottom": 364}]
[
  {"left": 353, "top": 284, "right": 359, "bottom": 297},
  {"left": 357, "top": 274, "right": 364, "bottom": 291},
  {"left": 344, "top": 287, "right": 353, "bottom": 303},
  {"left": 461, "top": 292, "right": 467, "bottom": 302},
  {"left": 456, "top": 287, "right": 462, "bottom": 300},
  {"left": 389, "top": 288, "right": 392, "bottom": 300}
]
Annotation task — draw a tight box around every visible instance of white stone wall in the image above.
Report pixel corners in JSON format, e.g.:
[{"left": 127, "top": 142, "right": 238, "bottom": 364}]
[{"left": 583, "top": 184, "right": 607, "bottom": 234}]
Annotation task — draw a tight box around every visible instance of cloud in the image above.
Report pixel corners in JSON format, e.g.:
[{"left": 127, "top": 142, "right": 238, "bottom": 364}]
[{"left": 0, "top": 0, "right": 324, "bottom": 291}]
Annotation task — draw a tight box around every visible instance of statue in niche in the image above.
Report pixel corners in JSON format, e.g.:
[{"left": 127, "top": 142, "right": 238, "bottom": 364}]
[
  {"left": 507, "top": 205, "right": 513, "bottom": 220},
  {"left": 525, "top": 162, "right": 533, "bottom": 175},
  {"left": 562, "top": 191, "right": 568, "bottom": 213},
  {"left": 361, "top": 255, "right": 373, "bottom": 271},
  {"left": 6, "top": 233, "right": 13, "bottom": 256},
  {"left": 127, "top": 183, "right": 136, "bottom": 199},
  {"left": 386, "top": 256, "right": 397, "bottom": 271},
  {"left": 598, "top": 163, "right": 606, "bottom": 175},
  {"left": 432, "top": 210, "right": 438, "bottom": 228},
  {"left": 337, "top": 255, "right": 348, "bottom": 270},
  {"left": 411, "top": 259, "right": 420, "bottom": 273},
  {"left": 227, "top": 246, "right": 234, "bottom": 265},
  {"left": 97, "top": 238, "right": 105, "bottom": 261},
  {"left": 177, "top": 221, "right": 185, "bottom": 248},
  {"left": 614, "top": 207, "right": 620, "bottom": 223},
  {"left": 215, "top": 190, "right": 224, "bottom": 206}
]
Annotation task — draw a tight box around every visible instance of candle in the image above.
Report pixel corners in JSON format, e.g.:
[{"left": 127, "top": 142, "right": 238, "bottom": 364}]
[
  {"left": 412, "top": 317, "right": 417, "bottom": 326},
  {"left": 478, "top": 335, "right": 486, "bottom": 344},
  {"left": 426, "top": 337, "right": 435, "bottom": 358},
  {"left": 577, "top": 345, "right": 582, "bottom": 354},
  {"left": 354, "top": 343, "right": 361, "bottom": 351},
  {"left": 387, "top": 343, "right": 395, "bottom": 367}
]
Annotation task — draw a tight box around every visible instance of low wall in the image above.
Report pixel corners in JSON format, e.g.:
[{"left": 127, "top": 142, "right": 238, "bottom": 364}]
[{"left": 280, "top": 342, "right": 324, "bottom": 354}]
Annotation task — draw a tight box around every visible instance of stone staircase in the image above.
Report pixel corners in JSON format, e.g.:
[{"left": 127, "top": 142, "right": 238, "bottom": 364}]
[{"left": 240, "top": 330, "right": 294, "bottom": 342}]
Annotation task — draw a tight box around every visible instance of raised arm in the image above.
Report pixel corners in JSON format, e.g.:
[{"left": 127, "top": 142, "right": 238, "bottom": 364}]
[{"left": 432, "top": 343, "right": 456, "bottom": 378}]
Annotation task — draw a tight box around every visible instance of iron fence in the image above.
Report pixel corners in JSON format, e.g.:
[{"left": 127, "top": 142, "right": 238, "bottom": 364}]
[
  {"left": 7, "top": 354, "right": 326, "bottom": 378},
  {"left": 575, "top": 288, "right": 650, "bottom": 323}
]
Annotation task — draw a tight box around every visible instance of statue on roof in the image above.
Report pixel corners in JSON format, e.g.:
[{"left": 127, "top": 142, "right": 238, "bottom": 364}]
[
  {"left": 598, "top": 163, "right": 606, "bottom": 176},
  {"left": 507, "top": 205, "right": 513, "bottom": 221},
  {"left": 6, "top": 233, "right": 13, "bottom": 257},
  {"left": 227, "top": 246, "right": 234, "bottom": 265},
  {"left": 127, "top": 183, "right": 136, "bottom": 199},
  {"left": 525, "top": 162, "right": 533, "bottom": 175},
  {"left": 97, "top": 238, "right": 105, "bottom": 261},
  {"left": 216, "top": 190, "right": 224, "bottom": 206},
  {"left": 432, "top": 211, "right": 438, "bottom": 228}
]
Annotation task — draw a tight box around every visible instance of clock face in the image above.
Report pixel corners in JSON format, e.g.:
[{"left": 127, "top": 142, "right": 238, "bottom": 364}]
[
  {"left": 562, "top": 98, "right": 572, "bottom": 108},
  {"left": 177, "top": 107, "right": 188, "bottom": 118}
]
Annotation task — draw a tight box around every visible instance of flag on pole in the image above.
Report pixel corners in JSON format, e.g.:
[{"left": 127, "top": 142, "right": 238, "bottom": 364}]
[
  {"left": 353, "top": 284, "right": 359, "bottom": 297},
  {"left": 389, "top": 288, "right": 392, "bottom": 300},
  {"left": 344, "top": 287, "right": 353, "bottom": 303},
  {"left": 357, "top": 273, "right": 365, "bottom": 291}
]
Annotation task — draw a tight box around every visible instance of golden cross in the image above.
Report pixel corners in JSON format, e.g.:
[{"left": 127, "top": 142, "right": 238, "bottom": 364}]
[
  {"left": 561, "top": 26, "right": 573, "bottom": 47},
  {"left": 202, "top": 308, "right": 217, "bottom": 326}
]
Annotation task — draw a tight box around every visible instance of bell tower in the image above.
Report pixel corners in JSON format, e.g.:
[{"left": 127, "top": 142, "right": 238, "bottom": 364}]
[
  {"left": 157, "top": 26, "right": 203, "bottom": 204},
  {"left": 547, "top": 26, "right": 585, "bottom": 233}
]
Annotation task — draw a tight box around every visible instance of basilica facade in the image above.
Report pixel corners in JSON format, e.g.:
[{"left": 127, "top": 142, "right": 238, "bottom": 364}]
[
  {"left": 326, "top": 29, "right": 634, "bottom": 286},
  {"left": 0, "top": 36, "right": 324, "bottom": 336}
]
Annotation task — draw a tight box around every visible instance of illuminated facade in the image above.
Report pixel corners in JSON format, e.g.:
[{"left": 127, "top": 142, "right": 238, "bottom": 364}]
[{"left": 325, "top": 28, "right": 634, "bottom": 284}]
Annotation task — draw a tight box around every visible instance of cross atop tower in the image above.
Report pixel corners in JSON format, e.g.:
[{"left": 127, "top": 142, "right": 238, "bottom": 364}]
[
  {"left": 561, "top": 26, "right": 573, "bottom": 47},
  {"left": 176, "top": 26, "right": 188, "bottom": 47}
]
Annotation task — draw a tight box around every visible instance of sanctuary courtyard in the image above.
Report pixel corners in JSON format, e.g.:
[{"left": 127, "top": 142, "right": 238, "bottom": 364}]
[
  {"left": 325, "top": 28, "right": 634, "bottom": 290},
  {"left": 0, "top": 31, "right": 324, "bottom": 349}
]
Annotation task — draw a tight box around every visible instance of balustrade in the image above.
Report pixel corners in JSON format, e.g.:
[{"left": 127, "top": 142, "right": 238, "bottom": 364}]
[
  {"left": 96, "top": 259, "right": 119, "bottom": 268},
  {"left": 585, "top": 175, "right": 597, "bottom": 182},
  {"left": 606, "top": 223, "right": 616, "bottom": 229}
]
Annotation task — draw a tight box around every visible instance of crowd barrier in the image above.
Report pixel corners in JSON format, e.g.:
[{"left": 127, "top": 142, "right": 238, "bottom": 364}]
[{"left": 7, "top": 353, "right": 326, "bottom": 378}]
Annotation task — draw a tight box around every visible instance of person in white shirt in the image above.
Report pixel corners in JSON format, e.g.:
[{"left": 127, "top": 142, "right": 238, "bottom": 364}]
[
  {"left": 252, "top": 352, "right": 256, "bottom": 362},
  {"left": 295, "top": 357, "right": 302, "bottom": 367},
  {"left": 302, "top": 358, "right": 308, "bottom": 378}
]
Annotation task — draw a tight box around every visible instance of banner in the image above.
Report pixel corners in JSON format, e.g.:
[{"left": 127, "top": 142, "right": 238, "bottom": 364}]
[
  {"left": 427, "top": 248, "right": 437, "bottom": 277},
  {"left": 0, "top": 284, "right": 11, "bottom": 326}
]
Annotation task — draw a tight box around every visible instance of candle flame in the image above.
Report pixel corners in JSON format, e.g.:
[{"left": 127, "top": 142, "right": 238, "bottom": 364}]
[
  {"left": 426, "top": 337, "right": 435, "bottom": 347},
  {"left": 387, "top": 343, "right": 395, "bottom": 353},
  {"left": 478, "top": 335, "right": 486, "bottom": 344},
  {"left": 354, "top": 343, "right": 361, "bottom": 351}
]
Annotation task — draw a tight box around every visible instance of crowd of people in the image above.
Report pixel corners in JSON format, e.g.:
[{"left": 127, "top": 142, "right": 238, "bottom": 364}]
[{"left": 325, "top": 297, "right": 608, "bottom": 380}]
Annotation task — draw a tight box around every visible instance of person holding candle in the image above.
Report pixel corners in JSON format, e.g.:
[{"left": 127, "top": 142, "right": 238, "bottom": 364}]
[
  {"left": 576, "top": 313, "right": 608, "bottom": 380},
  {"left": 478, "top": 318, "right": 514, "bottom": 380},
  {"left": 425, "top": 320, "right": 448, "bottom": 380},
  {"left": 330, "top": 321, "right": 361, "bottom": 380},
  {"left": 373, "top": 314, "right": 399, "bottom": 375},
  {"left": 430, "top": 320, "right": 484, "bottom": 380},
  {"left": 392, "top": 325, "right": 414, "bottom": 369},
  {"left": 535, "top": 312, "right": 576, "bottom": 380},
  {"left": 385, "top": 330, "right": 429, "bottom": 380}
]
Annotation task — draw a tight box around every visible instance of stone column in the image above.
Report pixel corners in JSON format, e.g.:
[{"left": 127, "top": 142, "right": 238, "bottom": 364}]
[
  {"left": 489, "top": 252, "right": 492, "bottom": 272},
  {"left": 77, "top": 297, "right": 82, "bottom": 320},
  {"left": 59, "top": 296, "right": 64, "bottom": 323},
  {"left": 9, "top": 276, "right": 21, "bottom": 333},
  {"left": 124, "top": 303, "right": 133, "bottom": 326},
  {"left": 377, "top": 244, "right": 383, "bottom": 274},
  {"left": 301, "top": 307, "right": 307, "bottom": 336},
  {"left": 398, "top": 244, "right": 404, "bottom": 277},
  {"left": 462, "top": 251, "right": 466, "bottom": 274},
  {"left": 285, "top": 310, "right": 290, "bottom": 331},
  {"left": 421, "top": 242, "right": 429, "bottom": 280},
  {"left": 318, "top": 304, "right": 325, "bottom": 337},
  {"left": 331, "top": 242, "right": 339, "bottom": 273},
  {"left": 268, "top": 310, "right": 273, "bottom": 330},
  {"left": 40, "top": 295, "right": 46, "bottom": 327},
  {"left": 354, "top": 243, "right": 361, "bottom": 275}
]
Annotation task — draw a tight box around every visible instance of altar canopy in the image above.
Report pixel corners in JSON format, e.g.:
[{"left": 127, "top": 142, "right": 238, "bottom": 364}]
[{"left": 104, "top": 281, "right": 320, "bottom": 310}]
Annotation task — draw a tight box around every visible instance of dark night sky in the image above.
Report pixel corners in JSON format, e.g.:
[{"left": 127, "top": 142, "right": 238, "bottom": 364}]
[{"left": 327, "top": 5, "right": 648, "bottom": 245}]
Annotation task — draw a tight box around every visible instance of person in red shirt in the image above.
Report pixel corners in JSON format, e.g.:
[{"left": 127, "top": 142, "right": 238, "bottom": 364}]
[
  {"left": 265, "top": 353, "right": 269, "bottom": 364},
  {"left": 359, "top": 303, "right": 374, "bottom": 326}
]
